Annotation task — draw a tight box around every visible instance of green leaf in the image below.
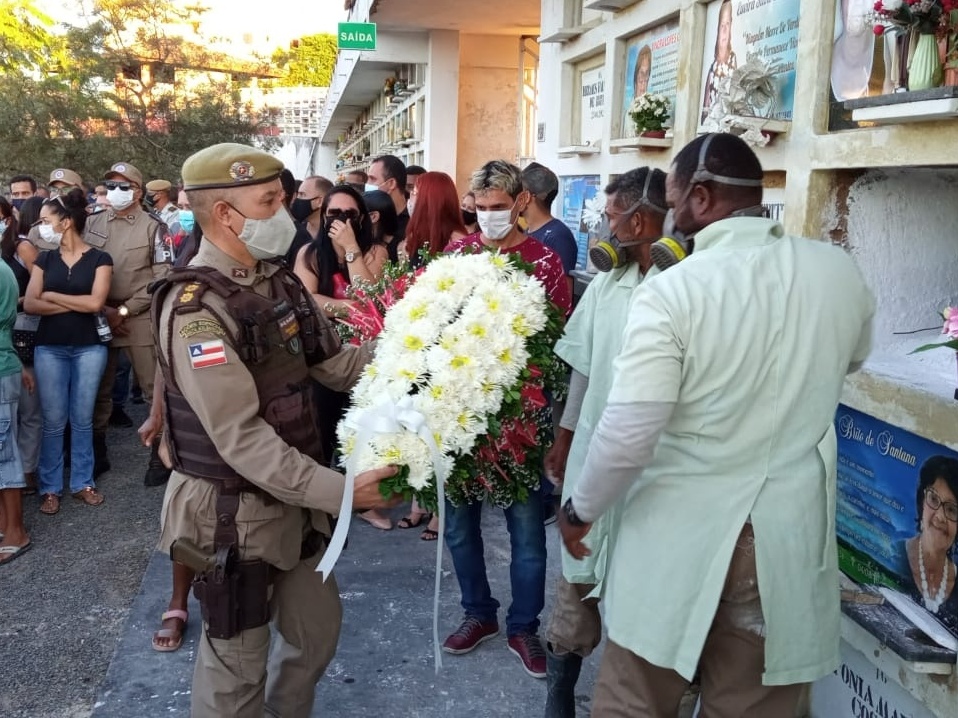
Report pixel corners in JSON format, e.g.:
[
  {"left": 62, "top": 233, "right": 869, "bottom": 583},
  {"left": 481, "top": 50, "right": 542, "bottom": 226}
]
[{"left": 910, "top": 339, "right": 958, "bottom": 354}]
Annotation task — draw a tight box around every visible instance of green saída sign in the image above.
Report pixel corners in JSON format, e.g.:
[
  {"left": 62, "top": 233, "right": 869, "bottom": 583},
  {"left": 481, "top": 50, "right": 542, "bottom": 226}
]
[{"left": 338, "top": 22, "right": 377, "bottom": 51}]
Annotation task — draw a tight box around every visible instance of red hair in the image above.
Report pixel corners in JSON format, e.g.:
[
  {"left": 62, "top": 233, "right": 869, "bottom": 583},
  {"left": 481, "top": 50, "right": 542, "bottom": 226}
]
[{"left": 404, "top": 172, "right": 468, "bottom": 259}]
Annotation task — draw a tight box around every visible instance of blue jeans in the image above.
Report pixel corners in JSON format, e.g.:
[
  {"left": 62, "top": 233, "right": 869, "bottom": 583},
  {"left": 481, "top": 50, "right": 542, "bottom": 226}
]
[
  {"left": 112, "top": 349, "right": 132, "bottom": 407},
  {"left": 0, "top": 372, "right": 24, "bottom": 489},
  {"left": 444, "top": 489, "right": 547, "bottom": 636},
  {"left": 35, "top": 344, "right": 107, "bottom": 495}
]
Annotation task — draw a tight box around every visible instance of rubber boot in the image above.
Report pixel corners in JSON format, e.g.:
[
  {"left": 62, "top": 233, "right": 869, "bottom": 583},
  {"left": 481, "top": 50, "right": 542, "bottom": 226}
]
[
  {"left": 143, "top": 438, "right": 172, "bottom": 487},
  {"left": 93, "top": 432, "right": 110, "bottom": 478},
  {"left": 545, "top": 644, "right": 582, "bottom": 718}
]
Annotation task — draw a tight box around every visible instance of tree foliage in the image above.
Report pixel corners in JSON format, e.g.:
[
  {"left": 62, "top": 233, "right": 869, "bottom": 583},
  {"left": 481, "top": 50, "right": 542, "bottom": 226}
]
[
  {"left": 0, "top": 0, "right": 277, "bottom": 186},
  {"left": 272, "top": 33, "right": 337, "bottom": 87},
  {"left": 0, "top": 0, "right": 62, "bottom": 73}
]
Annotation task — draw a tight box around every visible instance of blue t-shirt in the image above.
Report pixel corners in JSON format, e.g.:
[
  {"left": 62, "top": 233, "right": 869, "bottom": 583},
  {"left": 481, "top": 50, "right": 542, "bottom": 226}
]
[{"left": 528, "top": 218, "right": 578, "bottom": 275}]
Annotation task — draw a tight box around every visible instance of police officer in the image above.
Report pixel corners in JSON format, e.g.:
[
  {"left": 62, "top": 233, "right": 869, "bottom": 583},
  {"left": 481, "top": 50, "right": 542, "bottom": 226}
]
[
  {"left": 84, "top": 162, "right": 173, "bottom": 482},
  {"left": 154, "top": 143, "right": 396, "bottom": 718},
  {"left": 145, "top": 178, "right": 180, "bottom": 229}
]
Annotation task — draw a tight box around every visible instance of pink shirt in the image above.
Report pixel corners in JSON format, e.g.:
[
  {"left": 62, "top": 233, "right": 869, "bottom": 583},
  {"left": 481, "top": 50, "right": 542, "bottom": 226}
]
[{"left": 446, "top": 233, "right": 573, "bottom": 317}]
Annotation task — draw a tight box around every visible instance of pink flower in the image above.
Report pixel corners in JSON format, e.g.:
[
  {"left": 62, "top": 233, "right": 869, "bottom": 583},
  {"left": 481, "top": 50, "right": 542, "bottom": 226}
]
[
  {"left": 943, "top": 307, "right": 958, "bottom": 339},
  {"left": 873, "top": 0, "right": 883, "bottom": 9},
  {"left": 873, "top": 24, "right": 885, "bottom": 35}
]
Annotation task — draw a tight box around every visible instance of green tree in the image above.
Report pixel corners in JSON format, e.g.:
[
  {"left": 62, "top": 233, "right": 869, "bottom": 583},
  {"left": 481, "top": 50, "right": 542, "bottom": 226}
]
[
  {"left": 272, "top": 33, "right": 337, "bottom": 87},
  {"left": 0, "top": 0, "right": 277, "bottom": 185},
  {"left": 0, "top": 0, "right": 61, "bottom": 72}
]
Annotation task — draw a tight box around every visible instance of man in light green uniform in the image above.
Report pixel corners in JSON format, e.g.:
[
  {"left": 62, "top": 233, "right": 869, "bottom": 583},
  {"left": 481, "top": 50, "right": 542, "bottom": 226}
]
[
  {"left": 542, "top": 167, "right": 667, "bottom": 718},
  {"left": 560, "top": 134, "right": 875, "bottom": 716}
]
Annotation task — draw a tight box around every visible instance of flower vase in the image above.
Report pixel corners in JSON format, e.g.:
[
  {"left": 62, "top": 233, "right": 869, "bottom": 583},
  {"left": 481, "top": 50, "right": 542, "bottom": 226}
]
[
  {"left": 945, "top": 67, "right": 958, "bottom": 87},
  {"left": 908, "top": 33, "right": 942, "bottom": 91},
  {"left": 639, "top": 129, "right": 666, "bottom": 138}
]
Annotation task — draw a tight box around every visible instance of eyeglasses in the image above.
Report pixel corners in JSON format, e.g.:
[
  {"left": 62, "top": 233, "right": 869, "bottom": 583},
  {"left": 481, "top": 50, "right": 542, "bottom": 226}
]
[
  {"left": 326, "top": 209, "right": 360, "bottom": 221},
  {"left": 925, "top": 487, "right": 958, "bottom": 522},
  {"left": 104, "top": 181, "right": 133, "bottom": 191}
]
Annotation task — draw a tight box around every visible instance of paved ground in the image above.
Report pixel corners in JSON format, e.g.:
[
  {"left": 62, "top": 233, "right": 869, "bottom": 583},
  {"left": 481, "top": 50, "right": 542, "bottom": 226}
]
[{"left": 1, "top": 403, "right": 606, "bottom": 717}]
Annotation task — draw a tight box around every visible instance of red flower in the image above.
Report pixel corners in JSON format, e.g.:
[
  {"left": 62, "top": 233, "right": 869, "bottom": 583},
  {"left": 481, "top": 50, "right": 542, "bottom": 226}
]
[
  {"left": 873, "top": 24, "right": 885, "bottom": 35},
  {"left": 873, "top": 0, "right": 883, "bottom": 9},
  {"left": 520, "top": 382, "right": 548, "bottom": 411}
]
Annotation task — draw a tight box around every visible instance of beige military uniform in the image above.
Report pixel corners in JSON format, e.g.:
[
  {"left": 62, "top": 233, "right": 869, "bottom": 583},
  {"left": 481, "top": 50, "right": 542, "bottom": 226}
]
[
  {"left": 83, "top": 207, "right": 171, "bottom": 432},
  {"left": 157, "top": 239, "right": 371, "bottom": 718}
]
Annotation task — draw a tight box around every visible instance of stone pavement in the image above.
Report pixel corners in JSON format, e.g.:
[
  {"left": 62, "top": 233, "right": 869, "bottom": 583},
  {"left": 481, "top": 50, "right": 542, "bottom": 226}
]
[{"left": 90, "top": 504, "right": 603, "bottom": 717}]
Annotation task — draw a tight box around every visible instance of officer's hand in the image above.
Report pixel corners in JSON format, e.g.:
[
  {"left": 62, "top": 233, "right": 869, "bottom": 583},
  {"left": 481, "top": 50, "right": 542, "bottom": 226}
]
[
  {"left": 353, "top": 465, "right": 402, "bottom": 510},
  {"left": 138, "top": 411, "right": 162, "bottom": 447}
]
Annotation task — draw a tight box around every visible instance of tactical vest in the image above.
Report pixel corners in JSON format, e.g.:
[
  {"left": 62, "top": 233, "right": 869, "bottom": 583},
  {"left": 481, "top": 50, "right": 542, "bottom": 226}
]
[{"left": 151, "top": 264, "right": 342, "bottom": 489}]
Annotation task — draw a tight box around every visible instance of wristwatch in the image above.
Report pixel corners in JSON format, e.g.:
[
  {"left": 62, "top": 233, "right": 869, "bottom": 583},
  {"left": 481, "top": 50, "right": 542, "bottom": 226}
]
[
  {"left": 562, "top": 498, "right": 588, "bottom": 527},
  {"left": 118, "top": 305, "right": 130, "bottom": 318},
  {"left": 344, "top": 249, "right": 359, "bottom": 263}
]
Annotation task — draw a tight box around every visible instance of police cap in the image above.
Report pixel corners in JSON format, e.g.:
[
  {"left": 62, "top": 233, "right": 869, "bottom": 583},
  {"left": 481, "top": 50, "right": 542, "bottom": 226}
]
[
  {"left": 49, "top": 168, "right": 84, "bottom": 188},
  {"left": 145, "top": 179, "right": 172, "bottom": 193},
  {"left": 181, "top": 143, "right": 284, "bottom": 191},
  {"left": 104, "top": 162, "right": 144, "bottom": 187}
]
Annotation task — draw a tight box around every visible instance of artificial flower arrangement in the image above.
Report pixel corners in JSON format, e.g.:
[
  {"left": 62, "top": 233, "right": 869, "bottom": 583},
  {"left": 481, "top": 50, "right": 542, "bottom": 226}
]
[
  {"left": 628, "top": 92, "right": 671, "bottom": 135},
  {"left": 336, "top": 251, "right": 566, "bottom": 510},
  {"left": 913, "top": 307, "right": 958, "bottom": 352},
  {"left": 871, "top": 0, "right": 953, "bottom": 35}
]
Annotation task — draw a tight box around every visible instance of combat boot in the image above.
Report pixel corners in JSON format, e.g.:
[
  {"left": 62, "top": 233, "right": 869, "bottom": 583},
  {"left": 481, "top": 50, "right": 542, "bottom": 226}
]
[
  {"left": 545, "top": 644, "right": 582, "bottom": 718},
  {"left": 93, "top": 432, "right": 111, "bottom": 478},
  {"left": 143, "top": 438, "right": 171, "bottom": 487}
]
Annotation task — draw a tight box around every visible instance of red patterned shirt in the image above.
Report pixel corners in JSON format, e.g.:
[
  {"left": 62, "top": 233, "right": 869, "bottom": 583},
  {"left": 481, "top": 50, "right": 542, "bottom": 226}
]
[{"left": 445, "top": 233, "right": 572, "bottom": 317}]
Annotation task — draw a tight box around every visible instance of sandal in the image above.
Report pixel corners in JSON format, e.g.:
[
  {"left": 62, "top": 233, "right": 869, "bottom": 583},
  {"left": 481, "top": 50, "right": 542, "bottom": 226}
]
[
  {"left": 152, "top": 609, "right": 188, "bottom": 652},
  {"left": 421, "top": 528, "right": 439, "bottom": 541},
  {"left": 39, "top": 494, "right": 60, "bottom": 515},
  {"left": 72, "top": 487, "right": 105, "bottom": 506},
  {"left": 398, "top": 512, "right": 431, "bottom": 529}
]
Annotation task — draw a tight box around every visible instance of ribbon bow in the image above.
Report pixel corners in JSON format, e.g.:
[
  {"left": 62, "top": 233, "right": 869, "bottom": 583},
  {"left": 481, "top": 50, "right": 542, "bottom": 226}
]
[{"left": 316, "top": 395, "right": 451, "bottom": 671}]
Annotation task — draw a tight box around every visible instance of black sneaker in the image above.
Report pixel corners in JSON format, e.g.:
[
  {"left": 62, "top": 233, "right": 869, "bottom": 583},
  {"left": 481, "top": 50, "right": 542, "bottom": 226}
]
[{"left": 109, "top": 406, "right": 133, "bottom": 428}]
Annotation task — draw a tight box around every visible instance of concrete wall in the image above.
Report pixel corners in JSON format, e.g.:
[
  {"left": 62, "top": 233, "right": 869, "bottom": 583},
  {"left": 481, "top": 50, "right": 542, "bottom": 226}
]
[{"left": 456, "top": 34, "right": 522, "bottom": 193}]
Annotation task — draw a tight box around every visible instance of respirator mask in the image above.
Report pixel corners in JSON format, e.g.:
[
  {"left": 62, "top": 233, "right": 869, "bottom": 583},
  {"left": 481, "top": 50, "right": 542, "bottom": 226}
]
[
  {"left": 650, "top": 134, "right": 766, "bottom": 272},
  {"left": 589, "top": 170, "right": 667, "bottom": 272}
]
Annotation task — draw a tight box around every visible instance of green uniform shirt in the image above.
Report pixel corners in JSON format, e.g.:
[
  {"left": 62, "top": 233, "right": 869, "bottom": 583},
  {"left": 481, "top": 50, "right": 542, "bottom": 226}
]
[
  {"left": 601, "top": 217, "right": 874, "bottom": 685},
  {"left": 0, "top": 261, "right": 22, "bottom": 378}
]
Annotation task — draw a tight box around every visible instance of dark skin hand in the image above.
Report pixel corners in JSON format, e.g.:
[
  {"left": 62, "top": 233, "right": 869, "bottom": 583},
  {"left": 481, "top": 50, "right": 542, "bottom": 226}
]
[{"left": 558, "top": 507, "right": 593, "bottom": 560}]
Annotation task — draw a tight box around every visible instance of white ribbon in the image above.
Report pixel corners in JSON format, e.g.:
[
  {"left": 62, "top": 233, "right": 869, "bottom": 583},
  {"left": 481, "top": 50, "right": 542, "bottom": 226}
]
[{"left": 316, "top": 395, "right": 450, "bottom": 671}]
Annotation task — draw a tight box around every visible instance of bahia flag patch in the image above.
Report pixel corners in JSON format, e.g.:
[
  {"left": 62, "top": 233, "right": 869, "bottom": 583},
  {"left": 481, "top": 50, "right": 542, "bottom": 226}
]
[{"left": 188, "top": 340, "right": 228, "bottom": 369}]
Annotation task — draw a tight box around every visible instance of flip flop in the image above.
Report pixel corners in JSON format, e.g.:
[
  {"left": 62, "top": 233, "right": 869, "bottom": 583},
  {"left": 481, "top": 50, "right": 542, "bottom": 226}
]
[
  {"left": 152, "top": 609, "right": 188, "bottom": 653},
  {"left": 420, "top": 528, "right": 439, "bottom": 541},
  {"left": 0, "top": 542, "right": 32, "bottom": 566},
  {"left": 398, "top": 512, "right": 431, "bottom": 529}
]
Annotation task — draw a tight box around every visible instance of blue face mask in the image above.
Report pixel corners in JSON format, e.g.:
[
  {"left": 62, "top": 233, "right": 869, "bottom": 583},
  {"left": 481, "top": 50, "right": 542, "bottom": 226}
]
[
  {"left": 11, "top": 198, "right": 26, "bottom": 211},
  {"left": 178, "top": 209, "right": 195, "bottom": 233}
]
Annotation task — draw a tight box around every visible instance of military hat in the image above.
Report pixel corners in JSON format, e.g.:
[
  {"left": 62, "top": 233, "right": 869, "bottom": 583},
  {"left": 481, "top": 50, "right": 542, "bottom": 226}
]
[
  {"left": 104, "top": 162, "right": 144, "bottom": 187},
  {"left": 48, "top": 168, "right": 84, "bottom": 188},
  {"left": 145, "top": 179, "right": 172, "bottom": 193},
  {"left": 182, "top": 143, "right": 284, "bottom": 191}
]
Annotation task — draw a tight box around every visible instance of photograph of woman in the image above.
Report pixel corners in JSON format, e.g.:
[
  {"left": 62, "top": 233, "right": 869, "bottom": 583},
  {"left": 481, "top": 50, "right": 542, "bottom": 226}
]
[
  {"left": 701, "top": 0, "right": 738, "bottom": 122},
  {"left": 633, "top": 45, "right": 653, "bottom": 98},
  {"left": 897, "top": 456, "right": 958, "bottom": 632}
]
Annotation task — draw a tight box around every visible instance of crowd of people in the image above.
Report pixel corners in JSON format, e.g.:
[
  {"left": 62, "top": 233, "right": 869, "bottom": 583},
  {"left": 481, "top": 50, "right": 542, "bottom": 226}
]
[{"left": 0, "top": 133, "right": 899, "bottom": 718}]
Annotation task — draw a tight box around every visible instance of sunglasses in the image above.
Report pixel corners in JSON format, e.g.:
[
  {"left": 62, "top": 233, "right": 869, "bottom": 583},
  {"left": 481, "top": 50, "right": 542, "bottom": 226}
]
[
  {"left": 326, "top": 209, "right": 361, "bottom": 221},
  {"left": 104, "top": 181, "right": 134, "bottom": 191}
]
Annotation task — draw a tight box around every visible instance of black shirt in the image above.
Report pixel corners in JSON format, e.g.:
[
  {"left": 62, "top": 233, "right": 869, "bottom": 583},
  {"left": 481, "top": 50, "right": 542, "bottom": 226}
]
[
  {"left": 35, "top": 248, "right": 113, "bottom": 346},
  {"left": 285, "top": 222, "right": 316, "bottom": 267}
]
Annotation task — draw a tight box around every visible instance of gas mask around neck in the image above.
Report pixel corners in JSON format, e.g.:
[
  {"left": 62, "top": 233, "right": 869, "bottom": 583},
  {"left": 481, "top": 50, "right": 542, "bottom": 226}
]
[
  {"left": 589, "top": 170, "right": 667, "bottom": 272},
  {"left": 650, "top": 134, "right": 765, "bottom": 272}
]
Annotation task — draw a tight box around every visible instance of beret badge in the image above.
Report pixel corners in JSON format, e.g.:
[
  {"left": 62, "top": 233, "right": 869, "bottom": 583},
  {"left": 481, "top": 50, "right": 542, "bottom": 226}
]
[{"left": 229, "top": 161, "right": 255, "bottom": 182}]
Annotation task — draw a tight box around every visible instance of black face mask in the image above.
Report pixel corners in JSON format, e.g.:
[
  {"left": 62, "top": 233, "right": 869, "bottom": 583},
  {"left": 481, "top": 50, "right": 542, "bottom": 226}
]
[
  {"left": 461, "top": 209, "right": 478, "bottom": 226},
  {"left": 291, "top": 198, "right": 315, "bottom": 222}
]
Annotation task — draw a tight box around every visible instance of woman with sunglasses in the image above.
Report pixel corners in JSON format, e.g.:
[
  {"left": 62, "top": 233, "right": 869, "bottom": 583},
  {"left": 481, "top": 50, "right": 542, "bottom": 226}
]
[
  {"left": 293, "top": 185, "right": 387, "bottom": 318},
  {"left": 897, "top": 455, "right": 958, "bottom": 631},
  {"left": 293, "top": 185, "right": 391, "bottom": 530},
  {"left": 24, "top": 189, "right": 113, "bottom": 515}
]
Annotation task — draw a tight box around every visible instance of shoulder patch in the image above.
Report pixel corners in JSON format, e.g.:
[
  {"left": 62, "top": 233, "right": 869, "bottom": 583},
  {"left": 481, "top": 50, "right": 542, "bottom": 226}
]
[
  {"left": 179, "top": 319, "right": 225, "bottom": 339},
  {"left": 188, "top": 340, "right": 228, "bottom": 369}
]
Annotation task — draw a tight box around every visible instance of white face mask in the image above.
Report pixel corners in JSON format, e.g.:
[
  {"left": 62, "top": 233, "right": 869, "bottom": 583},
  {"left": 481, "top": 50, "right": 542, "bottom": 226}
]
[
  {"left": 364, "top": 183, "right": 380, "bottom": 194},
  {"left": 39, "top": 223, "right": 63, "bottom": 246},
  {"left": 0, "top": 219, "right": 7, "bottom": 235},
  {"left": 477, "top": 205, "right": 516, "bottom": 241},
  {"left": 233, "top": 205, "right": 297, "bottom": 260},
  {"left": 107, "top": 187, "right": 135, "bottom": 210},
  {"left": 407, "top": 198, "right": 416, "bottom": 216}
]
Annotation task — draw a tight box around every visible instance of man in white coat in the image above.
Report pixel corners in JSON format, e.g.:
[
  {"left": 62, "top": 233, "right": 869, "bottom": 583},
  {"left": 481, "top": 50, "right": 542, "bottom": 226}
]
[{"left": 559, "top": 133, "right": 875, "bottom": 717}]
